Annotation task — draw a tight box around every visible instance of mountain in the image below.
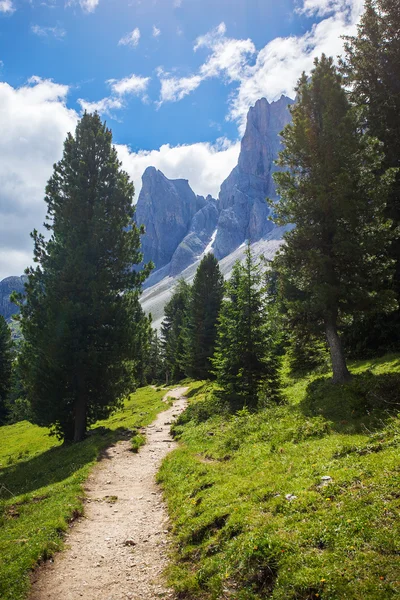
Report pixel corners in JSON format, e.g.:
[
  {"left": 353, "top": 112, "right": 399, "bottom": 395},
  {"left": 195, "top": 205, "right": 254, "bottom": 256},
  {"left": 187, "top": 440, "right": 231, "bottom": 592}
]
[
  {"left": 135, "top": 95, "right": 293, "bottom": 288},
  {"left": 0, "top": 96, "right": 293, "bottom": 322},
  {"left": 213, "top": 95, "right": 293, "bottom": 258},
  {"left": 0, "top": 276, "right": 26, "bottom": 321}
]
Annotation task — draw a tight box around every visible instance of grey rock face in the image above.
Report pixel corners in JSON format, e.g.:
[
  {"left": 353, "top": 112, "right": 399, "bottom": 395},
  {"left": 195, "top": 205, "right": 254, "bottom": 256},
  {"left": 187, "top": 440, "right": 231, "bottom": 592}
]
[
  {"left": 0, "top": 276, "right": 26, "bottom": 320},
  {"left": 135, "top": 167, "right": 205, "bottom": 270},
  {"left": 213, "top": 95, "right": 293, "bottom": 259},
  {"left": 169, "top": 199, "right": 219, "bottom": 276}
]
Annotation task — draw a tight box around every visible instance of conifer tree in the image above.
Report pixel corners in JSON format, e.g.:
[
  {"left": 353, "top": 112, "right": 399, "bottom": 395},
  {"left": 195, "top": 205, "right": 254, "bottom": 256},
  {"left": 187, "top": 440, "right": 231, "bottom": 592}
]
[
  {"left": 0, "top": 316, "right": 13, "bottom": 425},
  {"left": 16, "top": 113, "right": 151, "bottom": 442},
  {"left": 186, "top": 254, "right": 224, "bottom": 380},
  {"left": 161, "top": 280, "right": 191, "bottom": 383},
  {"left": 341, "top": 0, "right": 400, "bottom": 346},
  {"left": 271, "top": 55, "right": 396, "bottom": 383},
  {"left": 213, "top": 246, "right": 281, "bottom": 409}
]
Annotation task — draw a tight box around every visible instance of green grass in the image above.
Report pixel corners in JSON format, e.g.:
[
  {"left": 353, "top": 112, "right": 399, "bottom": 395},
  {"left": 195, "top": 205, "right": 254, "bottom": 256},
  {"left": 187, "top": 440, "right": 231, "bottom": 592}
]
[
  {"left": 158, "top": 356, "right": 400, "bottom": 600},
  {"left": 0, "top": 386, "right": 169, "bottom": 600}
]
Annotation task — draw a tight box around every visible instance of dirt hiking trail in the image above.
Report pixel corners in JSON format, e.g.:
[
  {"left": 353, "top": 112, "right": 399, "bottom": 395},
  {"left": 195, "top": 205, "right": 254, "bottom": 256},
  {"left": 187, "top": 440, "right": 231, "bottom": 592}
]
[{"left": 30, "top": 387, "right": 188, "bottom": 600}]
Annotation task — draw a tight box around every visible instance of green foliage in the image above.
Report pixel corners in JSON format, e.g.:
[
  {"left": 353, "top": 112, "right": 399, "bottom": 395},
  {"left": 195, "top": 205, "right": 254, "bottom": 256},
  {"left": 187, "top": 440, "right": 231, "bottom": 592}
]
[
  {"left": 15, "top": 113, "right": 151, "bottom": 442},
  {"left": 0, "top": 385, "right": 168, "bottom": 600},
  {"left": 212, "top": 246, "right": 281, "bottom": 409},
  {"left": 144, "top": 328, "right": 165, "bottom": 384},
  {"left": 287, "top": 331, "right": 330, "bottom": 376},
  {"left": 341, "top": 0, "right": 400, "bottom": 349},
  {"left": 158, "top": 355, "right": 400, "bottom": 600},
  {"left": 186, "top": 254, "right": 224, "bottom": 380},
  {"left": 0, "top": 316, "right": 13, "bottom": 425},
  {"left": 161, "top": 279, "right": 191, "bottom": 382},
  {"left": 271, "top": 55, "right": 397, "bottom": 383}
]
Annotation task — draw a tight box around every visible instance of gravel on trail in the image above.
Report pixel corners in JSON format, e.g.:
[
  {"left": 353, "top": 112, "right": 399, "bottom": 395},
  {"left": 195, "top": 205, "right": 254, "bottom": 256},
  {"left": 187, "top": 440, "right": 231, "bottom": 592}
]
[{"left": 29, "top": 387, "right": 188, "bottom": 600}]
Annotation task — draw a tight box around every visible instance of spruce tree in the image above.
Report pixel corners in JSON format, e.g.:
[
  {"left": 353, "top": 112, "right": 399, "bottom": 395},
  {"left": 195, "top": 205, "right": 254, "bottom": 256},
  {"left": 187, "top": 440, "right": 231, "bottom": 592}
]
[
  {"left": 161, "top": 279, "right": 191, "bottom": 383},
  {"left": 186, "top": 254, "right": 224, "bottom": 380},
  {"left": 271, "top": 55, "right": 396, "bottom": 383},
  {"left": 212, "top": 246, "right": 281, "bottom": 409},
  {"left": 0, "top": 316, "right": 13, "bottom": 425},
  {"left": 16, "top": 113, "right": 150, "bottom": 442},
  {"left": 341, "top": 0, "right": 400, "bottom": 347}
]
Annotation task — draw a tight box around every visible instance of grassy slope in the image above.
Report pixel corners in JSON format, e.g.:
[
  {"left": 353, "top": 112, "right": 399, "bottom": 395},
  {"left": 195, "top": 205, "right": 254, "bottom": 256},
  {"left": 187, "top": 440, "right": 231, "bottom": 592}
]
[
  {"left": 158, "top": 356, "right": 400, "bottom": 600},
  {"left": 0, "top": 386, "right": 170, "bottom": 600}
]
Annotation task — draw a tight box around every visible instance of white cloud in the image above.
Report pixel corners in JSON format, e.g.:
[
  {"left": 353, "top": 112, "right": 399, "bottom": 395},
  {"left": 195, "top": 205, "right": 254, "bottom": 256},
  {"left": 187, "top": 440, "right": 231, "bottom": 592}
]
[
  {"left": 159, "top": 74, "right": 202, "bottom": 103},
  {"left": 118, "top": 27, "right": 141, "bottom": 48},
  {"left": 0, "top": 77, "right": 78, "bottom": 279},
  {"left": 0, "top": 78, "right": 238, "bottom": 279},
  {"left": 78, "top": 0, "right": 99, "bottom": 13},
  {"left": 78, "top": 74, "right": 150, "bottom": 117},
  {"left": 108, "top": 74, "right": 150, "bottom": 96},
  {"left": 0, "top": 0, "right": 15, "bottom": 13},
  {"left": 78, "top": 96, "right": 124, "bottom": 114},
  {"left": 297, "top": 0, "right": 348, "bottom": 16},
  {"left": 152, "top": 25, "right": 160, "bottom": 37},
  {"left": 117, "top": 138, "right": 239, "bottom": 200},
  {"left": 157, "top": 1, "right": 364, "bottom": 129},
  {"left": 229, "top": 0, "right": 364, "bottom": 131},
  {"left": 31, "top": 24, "right": 66, "bottom": 39},
  {"left": 159, "top": 22, "right": 255, "bottom": 104}
]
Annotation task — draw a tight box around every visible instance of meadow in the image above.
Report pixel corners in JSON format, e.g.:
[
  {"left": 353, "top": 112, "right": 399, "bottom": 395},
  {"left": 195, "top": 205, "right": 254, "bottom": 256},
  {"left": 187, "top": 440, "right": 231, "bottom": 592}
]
[
  {"left": 0, "top": 386, "right": 169, "bottom": 600},
  {"left": 158, "top": 355, "right": 400, "bottom": 600}
]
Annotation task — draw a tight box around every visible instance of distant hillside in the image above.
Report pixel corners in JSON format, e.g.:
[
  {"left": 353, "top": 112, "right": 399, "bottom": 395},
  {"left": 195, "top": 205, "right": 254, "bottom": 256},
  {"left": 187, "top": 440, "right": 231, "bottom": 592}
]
[{"left": 0, "top": 276, "right": 26, "bottom": 321}]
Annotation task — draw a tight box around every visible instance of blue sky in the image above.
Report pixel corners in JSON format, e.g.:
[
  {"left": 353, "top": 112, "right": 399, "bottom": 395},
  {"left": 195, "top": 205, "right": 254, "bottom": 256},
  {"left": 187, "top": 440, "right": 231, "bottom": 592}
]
[{"left": 0, "top": 0, "right": 364, "bottom": 278}]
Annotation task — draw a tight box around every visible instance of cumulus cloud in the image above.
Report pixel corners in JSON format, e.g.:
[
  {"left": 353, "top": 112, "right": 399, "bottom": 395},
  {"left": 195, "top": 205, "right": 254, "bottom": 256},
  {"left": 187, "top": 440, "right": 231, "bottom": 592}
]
[
  {"left": 78, "top": 74, "right": 150, "bottom": 116},
  {"left": 31, "top": 24, "right": 66, "bottom": 39},
  {"left": 157, "top": 0, "right": 364, "bottom": 130},
  {"left": 159, "top": 74, "right": 202, "bottom": 103},
  {"left": 152, "top": 25, "right": 160, "bottom": 37},
  {"left": 108, "top": 74, "right": 150, "bottom": 96},
  {"left": 0, "top": 78, "right": 238, "bottom": 279},
  {"left": 118, "top": 27, "right": 141, "bottom": 48},
  {"left": 78, "top": 0, "right": 99, "bottom": 13},
  {"left": 229, "top": 0, "right": 364, "bottom": 131},
  {"left": 78, "top": 96, "right": 124, "bottom": 115},
  {"left": 0, "top": 0, "right": 15, "bottom": 13},
  {"left": 117, "top": 138, "right": 239, "bottom": 200},
  {"left": 0, "top": 77, "right": 78, "bottom": 280},
  {"left": 159, "top": 22, "right": 255, "bottom": 104}
]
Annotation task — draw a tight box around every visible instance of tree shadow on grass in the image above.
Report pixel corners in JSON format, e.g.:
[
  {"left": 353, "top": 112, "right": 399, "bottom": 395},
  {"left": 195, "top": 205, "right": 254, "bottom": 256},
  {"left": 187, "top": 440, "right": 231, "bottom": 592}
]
[
  {"left": 0, "top": 426, "right": 129, "bottom": 500},
  {"left": 299, "top": 371, "right": 400, "bottom": 434}
]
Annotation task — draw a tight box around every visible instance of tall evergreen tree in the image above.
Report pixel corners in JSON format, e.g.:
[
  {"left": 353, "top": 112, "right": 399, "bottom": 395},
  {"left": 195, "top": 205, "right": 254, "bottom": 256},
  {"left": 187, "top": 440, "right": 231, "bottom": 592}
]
[
  {"left": 161, "top": 279, "right": 191, "bottom": 383},
  {"left": 341, "top": 0, "right": 400, "bottom": 347},
  {"left": 16, "top": 113, "right": 150, "bottom": 442},
  {"left": 270, "top": 55, "right": 396, "bottom": 383},
  {"left": 213, "top": 246, "right": 281, "bottom": 409},
  {"left": 186, "top": 254, "right": 224, "bottom": 379},
  {"left": 0, "top": 316, "right": 13, "bottom": 425}
]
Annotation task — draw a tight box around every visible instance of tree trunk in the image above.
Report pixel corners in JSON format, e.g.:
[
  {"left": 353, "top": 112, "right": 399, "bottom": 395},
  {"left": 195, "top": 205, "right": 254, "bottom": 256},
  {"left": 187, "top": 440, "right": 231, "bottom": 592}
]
[
  {"left": 73, "top": 396, "right": 87, "bottom": 442},
  {"left": 325, "top": 318, "right": 351, "bottom": 384}
]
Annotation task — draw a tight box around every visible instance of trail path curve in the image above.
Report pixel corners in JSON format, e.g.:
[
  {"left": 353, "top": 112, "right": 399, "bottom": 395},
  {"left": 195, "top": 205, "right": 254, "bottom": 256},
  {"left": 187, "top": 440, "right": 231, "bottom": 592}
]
[{"left": 30, "top": 387, "right": 188, "bottom": 600}]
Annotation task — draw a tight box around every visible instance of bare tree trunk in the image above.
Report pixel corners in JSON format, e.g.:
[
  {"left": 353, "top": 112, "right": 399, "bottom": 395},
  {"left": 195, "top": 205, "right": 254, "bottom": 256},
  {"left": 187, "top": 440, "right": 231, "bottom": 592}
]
[
  {"left": 74, "top": 396, "right": 87, "bottom": 442},
  {"left": 325, "top": 318, "right": 351, "bottom": 384}
]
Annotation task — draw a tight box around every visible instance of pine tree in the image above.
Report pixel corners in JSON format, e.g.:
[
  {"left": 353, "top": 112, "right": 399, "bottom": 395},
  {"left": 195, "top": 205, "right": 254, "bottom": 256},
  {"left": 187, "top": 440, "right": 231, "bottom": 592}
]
[
  {"left": 186, "top": 254, "right": 224, "bottom": 380},
  {"left": 0, "top": 316, "right": 13, "bottom": 425},
  {"left": 145, "top": 329, "right": 164, "bottom": 383},
  {"left": 341, "top": 0, "right": 400, "bottom": 347},
  {"left": 161, "top": 279, "right": 191, "bottom": 383},
  {"left": 271, "top": 55, "right": 396, "bottom": 383},
  {"left": 16, "top": 113, "right": 151, "bottom": 442},
  {"left": 212, "top": 246, "right": 281, "bottom": 409}
]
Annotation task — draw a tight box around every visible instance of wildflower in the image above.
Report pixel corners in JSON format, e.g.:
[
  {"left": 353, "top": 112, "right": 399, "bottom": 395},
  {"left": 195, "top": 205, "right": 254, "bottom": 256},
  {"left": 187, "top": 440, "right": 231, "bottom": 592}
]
[{"left": 320, "top": 578, "right": 326, "bottom": 583}]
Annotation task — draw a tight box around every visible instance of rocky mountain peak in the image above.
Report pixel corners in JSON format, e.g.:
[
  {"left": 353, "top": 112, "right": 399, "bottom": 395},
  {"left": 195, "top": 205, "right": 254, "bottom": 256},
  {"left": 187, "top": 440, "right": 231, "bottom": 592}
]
[{"left": 212, "top": 95, "right": 294, "bottom": 259}]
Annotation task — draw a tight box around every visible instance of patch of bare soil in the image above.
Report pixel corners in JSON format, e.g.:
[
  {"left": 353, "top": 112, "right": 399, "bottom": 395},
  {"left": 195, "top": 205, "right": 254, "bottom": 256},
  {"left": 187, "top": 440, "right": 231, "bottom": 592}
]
[{"left": 29, "top": 387, "right": 188, "bottom": 600}]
